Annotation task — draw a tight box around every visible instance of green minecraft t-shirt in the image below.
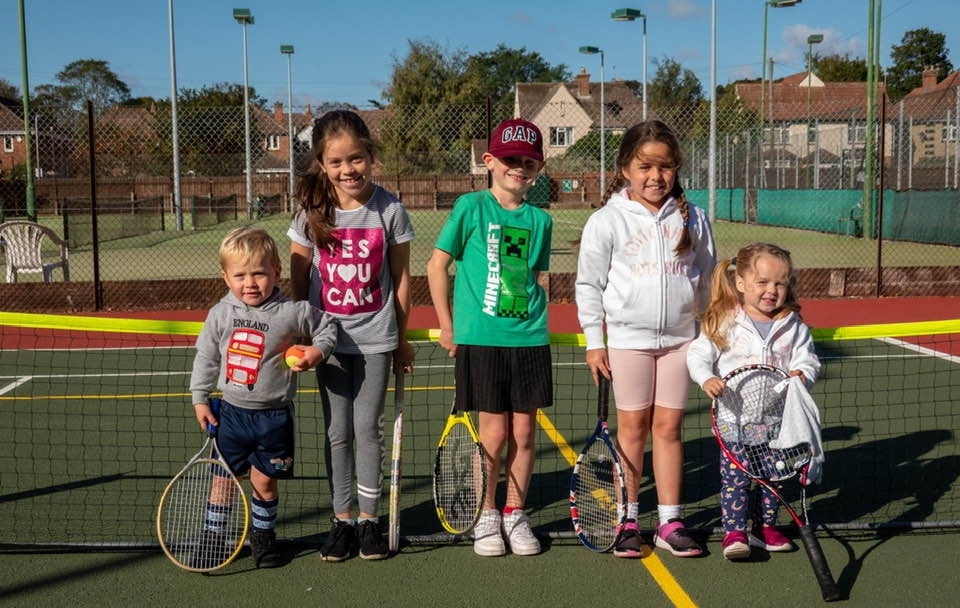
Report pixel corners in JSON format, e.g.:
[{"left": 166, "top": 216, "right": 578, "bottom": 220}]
[{"left": 434, "top": 190, "right": 552, "bottom": 347}]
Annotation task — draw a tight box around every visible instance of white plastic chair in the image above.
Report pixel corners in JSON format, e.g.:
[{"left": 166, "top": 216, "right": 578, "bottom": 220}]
[{"left": 0, "top": 221, "right": 71, "bottom": 283}]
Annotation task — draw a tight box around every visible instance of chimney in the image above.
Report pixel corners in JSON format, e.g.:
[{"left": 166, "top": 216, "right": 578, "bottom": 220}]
[
  {"left": 922, "top": 66, "right": 939, "bottom": 90},
  {"left": 274, "top": 101, "right": 284, "bottom": 122},
  {"left": 575, "top": 68, "right": 591, "bottom": 98}
]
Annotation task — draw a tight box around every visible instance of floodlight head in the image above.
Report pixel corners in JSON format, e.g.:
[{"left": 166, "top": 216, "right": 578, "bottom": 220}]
[
  {"left": 280, "top": 45, "right": 295, "bottom": 54},
  {"left": 233, "top": 8, "right": 254, "bottom": 24},
  {"left": 579, "top": 46, "right": 602, "bottom": 55},
  {"left": 611, "top": 8, "right": 645, "bottom": 21},
  {"left": 807, "top": 34, "right": 824, "bottom": 44},
  {"left": 768, "top": 0, "right": 801, "bottom": 7}
]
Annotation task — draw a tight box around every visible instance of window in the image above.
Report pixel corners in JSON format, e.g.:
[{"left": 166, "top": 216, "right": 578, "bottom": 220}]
[
  {"left": 549, "top": 127, "right": 573, "bottom": 147},
  {"left": 942, "top": 124, "right": 958, "bottom": 142},
  {"left": 2, "top": 136, "right": 13, "bottom": 153},
  {"left": 763, "top": 127, "right": 790, "bottom": 145},
  {"left": 848, "top": 124, "right": 866, "bottom": 144},
  {"left": 266, "top": 135, "right": 281, "bottom": 150}
]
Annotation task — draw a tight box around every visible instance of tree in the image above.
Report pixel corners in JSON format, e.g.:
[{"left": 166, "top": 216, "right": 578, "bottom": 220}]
[
  {"left": 157, "top": 83, "right": 268, "bottom": 176},
  {"left": 36, "top": 59, "right": 132, "bottom": 110},
  {"left": 647, "top": 57, "right": 704, "bottom": 136},
  {"left": 381, "top": 40, "right": 465, "bottom": 107},
  {"left": 812, "top": 53, "right": 868, "bottom": 82},
  {"left": 886, "top": 28, "right": 953, "bottom": 101},
  {"left": 0, "top": 78, "right": 19, "bottom": 101},
  {"left": 458, "top": 44, "right": 569, "bottom": 106}
]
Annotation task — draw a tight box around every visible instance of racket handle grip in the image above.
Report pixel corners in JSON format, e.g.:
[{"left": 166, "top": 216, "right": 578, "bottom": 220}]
[{"left": 798, "top": 525, "right": 841, "bottom": 602}]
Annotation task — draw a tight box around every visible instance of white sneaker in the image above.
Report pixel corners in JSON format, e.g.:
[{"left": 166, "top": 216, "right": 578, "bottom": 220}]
[
  {"left": 502, "top": 509, "right": 540, "bottom": 556},
  {"left": 472, "top": 509, "right": 505, "bottom": 557}
]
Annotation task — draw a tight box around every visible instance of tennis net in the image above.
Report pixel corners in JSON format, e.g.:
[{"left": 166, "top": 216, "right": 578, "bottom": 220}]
[{"left": 1, "top": 312, "right": 958, "bottom": 548}]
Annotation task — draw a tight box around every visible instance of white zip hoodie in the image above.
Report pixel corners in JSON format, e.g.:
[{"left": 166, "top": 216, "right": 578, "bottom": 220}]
[
  {"left": 575, "top": 189, "right": 717, "bottom": 351},
  {"left": 686, "top": 306, "right": 821, "bottom": 389}
]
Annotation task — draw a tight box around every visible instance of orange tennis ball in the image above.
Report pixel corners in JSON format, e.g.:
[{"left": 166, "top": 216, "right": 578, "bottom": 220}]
[{"left": 284, "top": 345, "right": 306, "bottom": 368}]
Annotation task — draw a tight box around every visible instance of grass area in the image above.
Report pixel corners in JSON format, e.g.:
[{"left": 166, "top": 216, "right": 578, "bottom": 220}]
[{"left": 4, "top": 208, "right": 960, "bottom": 283}]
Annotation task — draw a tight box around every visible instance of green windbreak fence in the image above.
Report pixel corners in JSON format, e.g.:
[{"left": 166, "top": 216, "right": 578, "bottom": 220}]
[{"left": 702, "top": 189, "right": 960, "bottom": 246}]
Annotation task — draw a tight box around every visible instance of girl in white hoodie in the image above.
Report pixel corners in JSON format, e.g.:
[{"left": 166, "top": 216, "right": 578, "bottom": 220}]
[
  {"left": 576, "top": 120, "right": 717, "bottom": 558},
  {"left": 686, "top": 242, "right": 820, "bottom": 560}
]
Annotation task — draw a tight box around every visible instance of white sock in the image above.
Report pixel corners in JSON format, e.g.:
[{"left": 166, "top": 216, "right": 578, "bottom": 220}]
[
  {"left": 658, "top": 504, "right": 681, "bottom": 524},
  {"left": 626, "top": 502, "right": 639, "bottom": 521}
]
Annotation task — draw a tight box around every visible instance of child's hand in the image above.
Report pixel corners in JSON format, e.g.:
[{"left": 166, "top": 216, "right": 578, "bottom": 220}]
[
  {"left": 585, "top": 348, "right": 611, "bottom": 386},
  {"left": 788, "top": 370, "right": 807, "bottom": 384},
  {"left": 194, "top": 402, "right": 217, "bottom": 429},
  {"left": 394, "top": 339, "right": 415, "bottom": 373},
  {"left": 438, "top": 328, "right": 457, "bottom": 358},
  {"left": 701, "top": 377, "right": 725, "bottom": 399},
  {"left": 289, "top": 346, "right": 325, "bottom": 372}
]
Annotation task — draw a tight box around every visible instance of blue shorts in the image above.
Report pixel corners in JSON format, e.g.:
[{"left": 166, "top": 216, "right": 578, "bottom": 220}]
[{"left": 214, "top": 400, "right": 295, "bottom": 479}]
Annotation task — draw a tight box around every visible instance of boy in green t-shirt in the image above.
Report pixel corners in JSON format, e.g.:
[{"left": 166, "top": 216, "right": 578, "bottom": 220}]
[{"left": 427, "top": 118, "right": 553, "bottom": 557}]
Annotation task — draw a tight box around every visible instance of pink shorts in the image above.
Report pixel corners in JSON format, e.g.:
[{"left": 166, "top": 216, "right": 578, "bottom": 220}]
[{"left": 608, "top": 342, "right": 692, "bottom": 411}]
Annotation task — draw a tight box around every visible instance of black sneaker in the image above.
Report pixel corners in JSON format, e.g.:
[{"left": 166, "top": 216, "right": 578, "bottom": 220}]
[
  {"left": 357, "top": 520, "right": 389, "bottom": 560},
  {"left": 189, "top": 529, "right": 231, "bottom": 570},
  {"left": 320, "top": 519, "right": 357, "bottom": 562},
  {"left": 250, "top": 528, "right": 284, "bottom": 568}
]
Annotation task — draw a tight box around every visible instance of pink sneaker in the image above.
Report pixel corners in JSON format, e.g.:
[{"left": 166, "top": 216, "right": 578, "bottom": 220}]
[
  {"left": 654, "top": 519, "right": 703, "bottom": 557},
  {"left": 749, "top": 525, "right": 796, "bottom": 552},
  {"left": 722, "top": 531, "right": 751, "bottom": 560},
  {"left": 613, "top": 519, "right": 643, "bottom": 558}
]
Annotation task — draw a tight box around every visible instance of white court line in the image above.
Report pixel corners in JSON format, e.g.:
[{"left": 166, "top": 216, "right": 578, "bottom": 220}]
[
  {"left": 0, "top": 371, "right": 190, "bottom": 380},
  {"left": 879, "top": 336, "right": 960, "bottom": 364},
  {"left": 1, "top": 377, "right": 33, "bottom": 395}
]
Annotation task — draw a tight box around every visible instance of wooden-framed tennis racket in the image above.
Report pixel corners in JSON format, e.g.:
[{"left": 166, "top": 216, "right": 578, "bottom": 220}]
[
  {"left": 712, "top": 364, "right": 840, "bottom": 602},
  {"left": 157, "top": 398, "right": 249, "bottom": 572},
  {"left": 388, "top": 369, "right": 405, "bottom": 553},
  {"left": 432, "top": 399, "right": 487, "bottom": 535},
  {"left": 569, "top": 375, "right": 627, "bottom": 551}
]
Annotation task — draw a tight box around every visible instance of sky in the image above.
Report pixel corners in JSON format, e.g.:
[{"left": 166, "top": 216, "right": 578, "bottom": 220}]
[{"left": 2, "top": 0, "right": 958, "bottom": 110}]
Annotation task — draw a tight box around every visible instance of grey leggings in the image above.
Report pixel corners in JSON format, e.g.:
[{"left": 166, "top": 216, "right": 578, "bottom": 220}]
[{"left": 318, "top": 351, "right": 390, "bottom": 516}]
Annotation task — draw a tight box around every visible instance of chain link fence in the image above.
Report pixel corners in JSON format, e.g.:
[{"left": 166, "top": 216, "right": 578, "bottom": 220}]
[{"left": 1, "top": 94, "right": 959, "bottom": 312}]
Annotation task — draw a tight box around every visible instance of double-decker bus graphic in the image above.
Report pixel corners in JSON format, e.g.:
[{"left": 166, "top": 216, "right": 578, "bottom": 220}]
[{"left": 226, "top": 329, "right": 265, "bottom": 387}]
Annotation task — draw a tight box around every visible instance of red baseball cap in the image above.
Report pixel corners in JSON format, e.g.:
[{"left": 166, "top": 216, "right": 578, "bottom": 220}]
[{"left": 488, "top": 118, "right": 544, "bottom": 162}]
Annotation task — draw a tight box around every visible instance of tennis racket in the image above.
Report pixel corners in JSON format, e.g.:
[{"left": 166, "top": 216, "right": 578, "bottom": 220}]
[
  {"left": 432, "top": 399, "right": 487, "bottom": 535},
  {"left": 712, "top": 364, "right": 840, "bottom": 602},
  {"left": 388, "top": 369, "right": 405, "bottom": 553},
  {"left": 569, "top": 375, "right": 627, "bottom": 551},
  {"left": 157, "top": 398, "right": 249, "bottom": 572}
]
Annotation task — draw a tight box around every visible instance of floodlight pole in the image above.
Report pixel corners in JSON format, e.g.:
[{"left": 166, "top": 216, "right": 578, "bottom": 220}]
[
  {"left": 579, "top": 46, "right": 606, "bottom": 199},
  {"left": 234, "top": 8, "right": 254, "bottom": 219},
  {"left": 760, "top": 1, "right": 802, "bottom": 189},
  {"left": 168, "top": 0, "right": 183, "bottom": 230},
  {"left": 611, "top": 8, "right": 648, "bottom": 120},
  {"left": 281, "top": 45, "right": 295, "bottom": 212},
  {"left": 18, "top": 0, "right": 36, "bottom": 221}
]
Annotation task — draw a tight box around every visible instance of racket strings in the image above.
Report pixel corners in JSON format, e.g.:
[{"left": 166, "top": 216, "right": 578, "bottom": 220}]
[
  {"left": 719, "top": 369, "right": 811, "bottom": 481},
  {"left": 435, "top": 422, "right": 484, "bottom": 533},
  {"left": 158, "top": 461, "right": 246, "bottom": 570},
  {"left": 572, "top": 439, "right": 622, "bottom": 548}
]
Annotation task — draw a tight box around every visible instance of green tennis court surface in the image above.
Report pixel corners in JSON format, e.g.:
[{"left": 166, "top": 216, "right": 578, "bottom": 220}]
[{"left": 1, "top": 315, "right": 958, "bottom": 549}]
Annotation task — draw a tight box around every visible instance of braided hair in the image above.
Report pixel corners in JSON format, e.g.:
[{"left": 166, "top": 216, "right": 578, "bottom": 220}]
[{"left": 603, "top": 120, "right": 692, "bottom": 256}]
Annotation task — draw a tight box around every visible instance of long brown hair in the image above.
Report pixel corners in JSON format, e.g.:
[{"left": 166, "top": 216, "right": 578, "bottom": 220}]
[
  {"left": 603, "top": 120, "right": 692, "bottom": 255},
  {"left": 293, "top": 110, "right": 375, "bottom": 247},
  {"left": 699, "top": 242, "right": 801, "bottom": 349}
]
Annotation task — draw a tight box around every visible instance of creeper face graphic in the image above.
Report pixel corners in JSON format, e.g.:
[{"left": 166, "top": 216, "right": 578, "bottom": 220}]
[{"left": 497, "top": 226, "right": 531, "bottom": 318}]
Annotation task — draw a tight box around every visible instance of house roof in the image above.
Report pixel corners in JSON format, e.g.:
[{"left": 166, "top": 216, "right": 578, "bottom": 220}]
[
  {"left": 516, "top": 76, "right": 644, "bottom": 130},
  {"left": 735, "top": 72, "right": 883, "bottom": 120},
  {"left": 892, "top": 70, "right": 960, "bottom": 120},
  {"left": 0, "top": 100, "right": 24, "bottom": 133}
]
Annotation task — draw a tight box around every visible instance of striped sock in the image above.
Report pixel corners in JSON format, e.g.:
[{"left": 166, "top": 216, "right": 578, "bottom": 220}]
[
  {"left": 203, "top": 501, "right": 233, "bottom": 533},
  {"left": 252, "top": 497, "right": 279, "bottom": 531}
]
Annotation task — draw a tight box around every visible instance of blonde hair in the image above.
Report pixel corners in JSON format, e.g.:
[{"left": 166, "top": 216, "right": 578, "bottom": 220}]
[
  {"left": 699, "top": 242, "right": 801, "bottom": 349},
  {"left": 218, "top": 226, "right": 282, "bottom": 271},
  {"left": 603, "top": 120, "right": 692, "bottom": 255}
]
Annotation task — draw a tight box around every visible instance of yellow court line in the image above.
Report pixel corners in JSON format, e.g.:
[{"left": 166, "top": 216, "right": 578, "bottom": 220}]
[{"left": 536, "top": 408, "right": 699, "bottom": 608}]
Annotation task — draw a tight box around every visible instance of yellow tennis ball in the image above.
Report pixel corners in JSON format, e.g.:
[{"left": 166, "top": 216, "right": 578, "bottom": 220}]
[{"left": 285, "top": 345, "right": 305, "bottom": 368}]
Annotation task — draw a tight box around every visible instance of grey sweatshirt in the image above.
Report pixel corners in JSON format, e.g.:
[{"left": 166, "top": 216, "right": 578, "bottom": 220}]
[{"left": 189, "top": 288, "right": 338, "bottom": 409}]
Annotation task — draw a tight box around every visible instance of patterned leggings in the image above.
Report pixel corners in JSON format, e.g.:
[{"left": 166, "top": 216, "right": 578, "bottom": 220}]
[{"left": 719, "top": 448, "right": 782, "bottom": 533}]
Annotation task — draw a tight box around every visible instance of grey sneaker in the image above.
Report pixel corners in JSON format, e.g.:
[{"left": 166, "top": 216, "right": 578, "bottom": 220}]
[
  {"left": 472, "top": 509, "right": 505, "bottom": 557},
  {"left": 502, "top": 509, "right": 540, "bottom": 556}
]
